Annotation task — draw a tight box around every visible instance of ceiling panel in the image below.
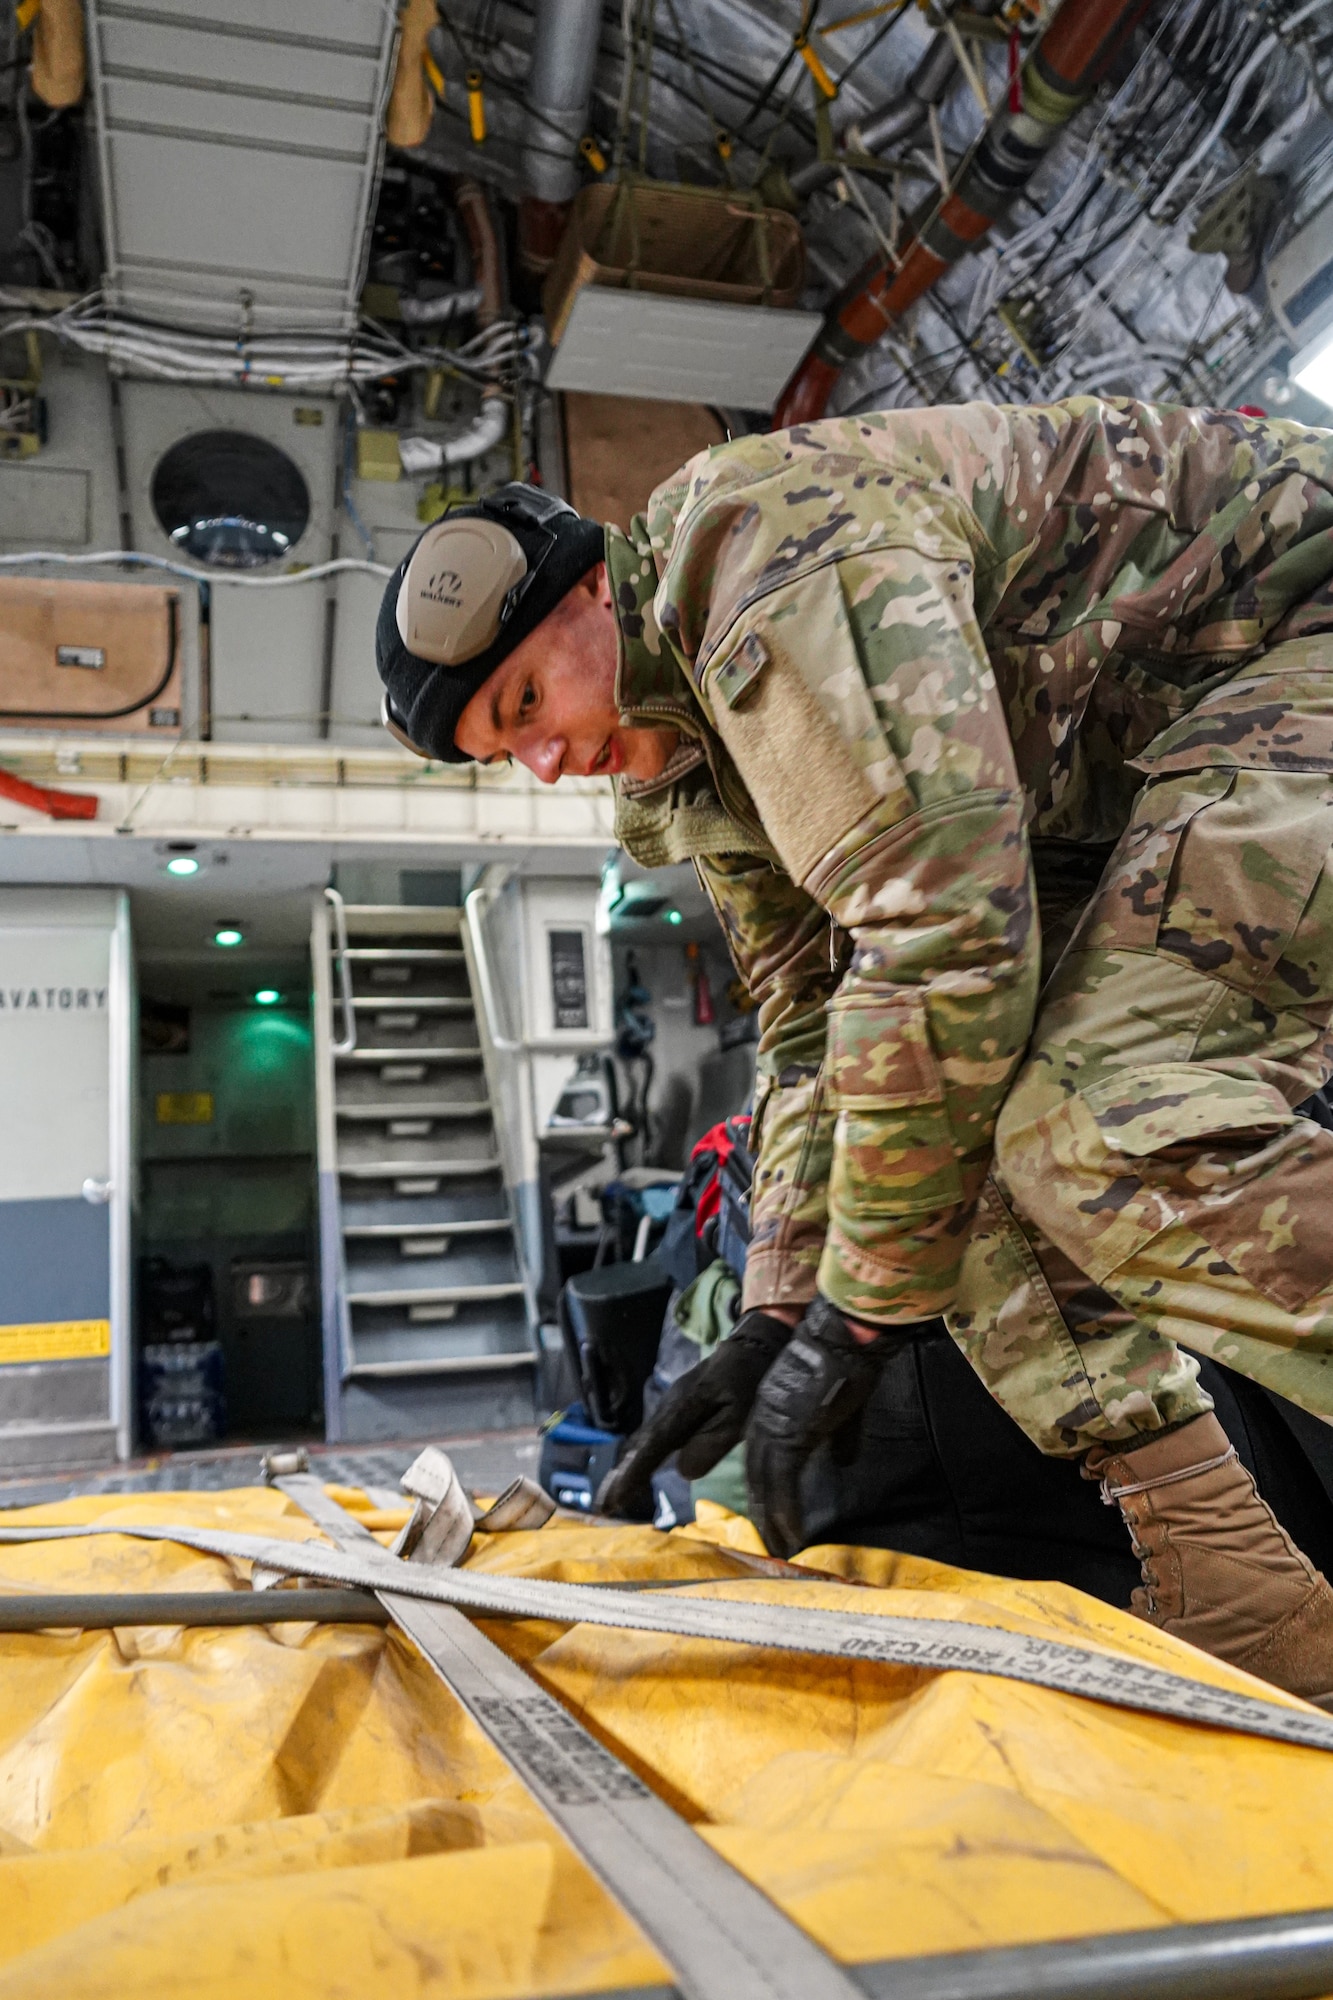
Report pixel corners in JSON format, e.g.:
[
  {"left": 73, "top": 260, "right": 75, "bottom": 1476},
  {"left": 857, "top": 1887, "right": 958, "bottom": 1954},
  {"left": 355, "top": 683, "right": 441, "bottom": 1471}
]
[{"left": 86, "top": 0, "right": 398, "bottom": 333}]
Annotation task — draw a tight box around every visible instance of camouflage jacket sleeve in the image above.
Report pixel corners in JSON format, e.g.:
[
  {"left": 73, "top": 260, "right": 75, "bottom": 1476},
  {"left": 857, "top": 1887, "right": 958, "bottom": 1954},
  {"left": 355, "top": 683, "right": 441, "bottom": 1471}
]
[
  {"left": 695, "top": 851, "right": 845, "bottom": 1312},
  {"left": 694, "top": 546, "right": 1040, "bottom": 1326}
]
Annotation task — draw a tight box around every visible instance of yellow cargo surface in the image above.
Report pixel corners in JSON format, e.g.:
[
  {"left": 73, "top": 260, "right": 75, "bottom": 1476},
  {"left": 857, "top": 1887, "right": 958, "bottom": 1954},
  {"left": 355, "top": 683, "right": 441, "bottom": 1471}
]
[{"left": 2, "top": 1482, "right": 1333, "bottom": 1997}]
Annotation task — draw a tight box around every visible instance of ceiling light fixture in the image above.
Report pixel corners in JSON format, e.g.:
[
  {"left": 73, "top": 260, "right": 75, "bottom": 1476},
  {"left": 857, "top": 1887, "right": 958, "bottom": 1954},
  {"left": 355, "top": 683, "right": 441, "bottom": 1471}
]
[
  {"left": 253, "top": 988, "right": 281, "bottom": 1006},
  {"left": 213, "top": 925, "right": 244, "bottom": 947},
  {"left": 165, "top": 856, "right": 199, "bottom": 877}
]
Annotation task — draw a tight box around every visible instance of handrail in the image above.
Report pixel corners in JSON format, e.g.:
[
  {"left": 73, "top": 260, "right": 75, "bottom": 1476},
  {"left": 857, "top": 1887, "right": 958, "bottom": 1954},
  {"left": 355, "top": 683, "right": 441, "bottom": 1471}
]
[
  {"left": 464, "top": 884, "right": 609, "bottom": 1054},
  {"left": 854, "top": 1905, "right": 1333, "bottom": 2000},
  {"left": 324, "top": 886, "right": 357, "bottom": 1056}
]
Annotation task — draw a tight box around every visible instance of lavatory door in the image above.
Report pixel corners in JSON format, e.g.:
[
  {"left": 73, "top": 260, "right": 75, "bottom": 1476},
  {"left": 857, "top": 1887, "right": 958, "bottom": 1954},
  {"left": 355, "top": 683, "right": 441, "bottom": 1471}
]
[{"left": 0, "top": 888, "right": 132, "bottom": 1469}]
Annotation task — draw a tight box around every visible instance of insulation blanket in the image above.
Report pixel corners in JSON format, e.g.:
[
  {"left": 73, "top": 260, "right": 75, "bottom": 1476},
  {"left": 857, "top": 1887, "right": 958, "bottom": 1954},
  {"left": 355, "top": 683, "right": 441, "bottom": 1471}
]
[{"left": 1, "top": 1483, "right": 1333, "bottom": 1997}]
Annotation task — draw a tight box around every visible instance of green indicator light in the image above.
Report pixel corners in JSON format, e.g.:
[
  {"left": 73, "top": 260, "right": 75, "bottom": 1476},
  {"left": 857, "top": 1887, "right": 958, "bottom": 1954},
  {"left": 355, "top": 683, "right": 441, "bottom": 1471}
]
[
  {"left": 254, "top": 988, "right": 281, "bottom": 1006},
  {"left": 166, "top": 856, "right": 199, "bottom": 876},
  {"left": 213, "top": 926, "right": 244, "bottom": 948},
  {"left": 664, "top": 908, "right": 683, "bottom": 925}
]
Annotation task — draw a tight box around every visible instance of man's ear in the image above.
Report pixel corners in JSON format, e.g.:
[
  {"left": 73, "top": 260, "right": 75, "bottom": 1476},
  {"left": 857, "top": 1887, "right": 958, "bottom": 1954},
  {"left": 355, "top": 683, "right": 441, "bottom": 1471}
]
[{"left": 580, "top": 559, "right": 613, "bottom": 608}]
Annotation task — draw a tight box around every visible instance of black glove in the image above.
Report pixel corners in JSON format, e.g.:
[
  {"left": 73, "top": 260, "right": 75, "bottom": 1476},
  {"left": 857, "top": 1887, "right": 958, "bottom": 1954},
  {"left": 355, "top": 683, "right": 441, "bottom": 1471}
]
[
  {"left": 745, "top": 1296, "right": 895, "bottom": 1558},
  {"left": 596, "top": 1309, "right": 794, "bottom": 1520}
]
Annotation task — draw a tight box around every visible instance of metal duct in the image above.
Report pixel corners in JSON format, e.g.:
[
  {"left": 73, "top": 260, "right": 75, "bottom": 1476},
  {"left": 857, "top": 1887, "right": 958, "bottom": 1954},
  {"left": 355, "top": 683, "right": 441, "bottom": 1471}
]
[
  {"left": 774, "top": 0, "right": 1154, "bottom": 426},
  {"left": 398, "top": 399, "right": 508, "bottom": 472},
  {"left": 790, "top": 32, "right": 959, "bottom": 198},
  {"left": 857, "top": 33, "right": 963, "bottom": 156},
  {"left": 518, "top": 0, "right": 604, "bottom": 275},
  {"left": 398, "top": 178, "right": 509, "bottom": 471},
  {"left": 385, "top": 0, "right": 439, "bottom": 152},
  {"left": 790, "top": 9, "right": 999, "bottom": 207},
  {"left": 398, "top": 285, "right": 485, "bottom": 327}
]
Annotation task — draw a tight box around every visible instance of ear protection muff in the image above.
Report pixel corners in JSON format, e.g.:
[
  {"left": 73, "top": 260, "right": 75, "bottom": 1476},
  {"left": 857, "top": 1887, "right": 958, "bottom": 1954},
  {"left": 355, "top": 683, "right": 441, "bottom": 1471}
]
[
  {"left": 375, "top": 482, "right": 605, "bottom": 763},
  {"left": 395, "top": 515, "right": 529, "bottom": 664}
]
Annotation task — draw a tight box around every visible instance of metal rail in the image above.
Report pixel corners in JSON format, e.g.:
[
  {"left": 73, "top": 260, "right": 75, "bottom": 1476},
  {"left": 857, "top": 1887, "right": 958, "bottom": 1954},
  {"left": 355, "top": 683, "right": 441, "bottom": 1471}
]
[
  {"left": 8, "top": 1515, "right": 1332, "bottom": 1757},
  {"left": 0, "top": 1589, "right": 388, "bottom": 1628},
  {"left": 851, "top": 1908, "right": 1333, "bottom": 2000},
  {"left": 464, "top": 882, "right": 609, "bottom": 1053},
  {"left": 324, "top": 885, "right": 358, "bottom": 1055},
  {"left": 544, "top": 1910, "right": 1333, "bottom": 2000}
]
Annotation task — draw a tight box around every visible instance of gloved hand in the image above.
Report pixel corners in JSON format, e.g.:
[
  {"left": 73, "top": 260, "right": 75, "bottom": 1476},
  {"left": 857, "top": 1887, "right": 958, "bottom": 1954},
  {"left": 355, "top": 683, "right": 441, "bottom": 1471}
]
[
  {"left": 745, "top": 1296, "right": 894, "bottom": 1559},
  {"left": 596, "top": 1309, "right": 794, "bottom": 1521}
]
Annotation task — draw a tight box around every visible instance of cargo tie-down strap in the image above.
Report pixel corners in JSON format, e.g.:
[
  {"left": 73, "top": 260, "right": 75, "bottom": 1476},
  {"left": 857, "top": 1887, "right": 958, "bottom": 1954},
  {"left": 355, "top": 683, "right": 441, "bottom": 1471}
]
[
  {"left": 2, "top": 1502, "right": 1332, "bottom": 1755},
  {"left": 5, "top": 1488, "right": 1333, "bottom": 2000}
]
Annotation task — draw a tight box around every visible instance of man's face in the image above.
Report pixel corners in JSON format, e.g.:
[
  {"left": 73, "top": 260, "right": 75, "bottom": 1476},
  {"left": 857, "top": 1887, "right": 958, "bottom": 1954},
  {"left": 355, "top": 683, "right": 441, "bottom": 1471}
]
[{"left": 454, "top": 563, "right": 679, "bottom": 784}]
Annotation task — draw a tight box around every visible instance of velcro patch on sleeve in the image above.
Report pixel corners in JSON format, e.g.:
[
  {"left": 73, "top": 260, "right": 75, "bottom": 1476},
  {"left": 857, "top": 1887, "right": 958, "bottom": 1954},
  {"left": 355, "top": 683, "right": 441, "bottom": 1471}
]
[{"left": 712, "top": 631, "right": 771, "bottom": 711}]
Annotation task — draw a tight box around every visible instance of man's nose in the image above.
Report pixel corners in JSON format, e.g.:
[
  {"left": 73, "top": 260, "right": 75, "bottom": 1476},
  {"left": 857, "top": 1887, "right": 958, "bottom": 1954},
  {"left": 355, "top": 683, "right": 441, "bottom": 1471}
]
[{"left": 520, "top": 733, "right": 565, "bottom": 785}]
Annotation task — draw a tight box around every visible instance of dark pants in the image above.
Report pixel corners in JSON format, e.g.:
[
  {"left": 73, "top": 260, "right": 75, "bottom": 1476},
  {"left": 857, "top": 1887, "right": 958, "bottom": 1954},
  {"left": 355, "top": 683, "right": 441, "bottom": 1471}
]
[{"left": 797, "top": 1324, "right": 1333, "bottom": 1608}]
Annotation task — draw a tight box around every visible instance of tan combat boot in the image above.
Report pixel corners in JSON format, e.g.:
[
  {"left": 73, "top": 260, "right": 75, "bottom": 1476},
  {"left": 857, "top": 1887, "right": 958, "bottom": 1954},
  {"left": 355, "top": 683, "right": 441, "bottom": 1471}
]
[{"left": 1085, "top": 1411, "right": 1333, "bottom": 1709}]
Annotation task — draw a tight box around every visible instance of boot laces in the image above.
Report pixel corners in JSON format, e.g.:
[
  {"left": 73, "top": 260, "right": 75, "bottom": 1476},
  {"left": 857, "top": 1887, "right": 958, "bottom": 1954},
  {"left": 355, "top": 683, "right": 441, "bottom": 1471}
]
[
  {"left": 1120, "top": 1520, "right": 1158, "bottom": 1611},
  {"left": 1096, "top": 1445, "right": 1237, "bottom": 1506},
  {"left": 1096, "top": 1445, "right": 1239, "bottom": 1619}
]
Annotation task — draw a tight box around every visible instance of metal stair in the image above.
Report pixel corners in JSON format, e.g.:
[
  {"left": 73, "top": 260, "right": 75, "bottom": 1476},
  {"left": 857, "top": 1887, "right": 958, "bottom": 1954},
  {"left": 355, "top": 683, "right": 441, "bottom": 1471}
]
[{"left": 313, "top": 902, "right": 537, "bottom": 1441}]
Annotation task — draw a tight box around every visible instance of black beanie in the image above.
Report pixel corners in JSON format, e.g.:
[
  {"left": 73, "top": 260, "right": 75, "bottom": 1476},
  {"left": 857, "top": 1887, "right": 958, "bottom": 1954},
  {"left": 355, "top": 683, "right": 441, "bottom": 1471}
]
[{"left": 375, "top": 502, "right": 606, "bottom": 763}]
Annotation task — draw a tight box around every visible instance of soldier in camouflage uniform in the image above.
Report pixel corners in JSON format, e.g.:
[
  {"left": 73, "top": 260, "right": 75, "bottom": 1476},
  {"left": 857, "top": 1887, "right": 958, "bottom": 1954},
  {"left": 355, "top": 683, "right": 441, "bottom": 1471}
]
[{"left": 375, "top": 399, "right": 1333, "bottom": 1703}]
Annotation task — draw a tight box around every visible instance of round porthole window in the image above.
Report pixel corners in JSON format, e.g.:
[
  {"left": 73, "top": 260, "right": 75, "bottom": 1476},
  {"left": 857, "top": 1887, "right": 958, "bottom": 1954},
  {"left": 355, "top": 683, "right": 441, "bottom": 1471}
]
[{"left": 151, "top": 430, "right": 311, "bottom": 569}]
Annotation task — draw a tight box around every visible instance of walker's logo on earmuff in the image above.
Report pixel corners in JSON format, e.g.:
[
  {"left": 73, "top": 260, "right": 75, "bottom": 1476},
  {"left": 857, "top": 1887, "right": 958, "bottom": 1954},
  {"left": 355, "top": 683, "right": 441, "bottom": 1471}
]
[{"left": 422, "top": 568, "right": 465, "bottom": 606}]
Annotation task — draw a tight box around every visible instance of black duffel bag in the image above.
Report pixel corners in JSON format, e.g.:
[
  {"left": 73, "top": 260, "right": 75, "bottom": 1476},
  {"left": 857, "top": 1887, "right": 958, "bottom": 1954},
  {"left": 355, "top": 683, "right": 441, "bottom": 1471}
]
[{"left": 559, "top": 1260, "right": 676, "bottom": 1436}]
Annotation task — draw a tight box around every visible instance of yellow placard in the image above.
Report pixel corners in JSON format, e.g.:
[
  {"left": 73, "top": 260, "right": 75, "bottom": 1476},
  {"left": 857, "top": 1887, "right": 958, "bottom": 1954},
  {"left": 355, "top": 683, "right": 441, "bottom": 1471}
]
[
  {"left": 0, "top": 1318, "right": 110, "bottom": 1364},
  {"left": 156, "top": 1091, "right": 214, "bottom": 1125}
]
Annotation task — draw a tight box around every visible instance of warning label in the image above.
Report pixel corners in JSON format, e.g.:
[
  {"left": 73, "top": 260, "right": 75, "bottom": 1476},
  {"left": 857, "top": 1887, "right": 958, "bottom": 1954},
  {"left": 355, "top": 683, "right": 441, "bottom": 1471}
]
[{"left": 0, "top": 1319, "right": 111, "bottom": 1365}]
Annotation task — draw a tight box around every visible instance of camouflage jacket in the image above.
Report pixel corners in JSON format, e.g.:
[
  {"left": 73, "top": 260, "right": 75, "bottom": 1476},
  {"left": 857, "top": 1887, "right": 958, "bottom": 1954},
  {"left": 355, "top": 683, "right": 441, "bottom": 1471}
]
[{"left": 604, "top": 398, "right": 1333, "bottom": 1323}]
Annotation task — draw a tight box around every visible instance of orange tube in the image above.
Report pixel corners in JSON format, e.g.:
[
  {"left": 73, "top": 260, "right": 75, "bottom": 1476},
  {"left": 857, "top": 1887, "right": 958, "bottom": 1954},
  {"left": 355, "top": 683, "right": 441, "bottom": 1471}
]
[
  {"left": 386, "top": 0, "right": 438, "bottom": 149},
  {"left": 29, "top": 0, "right": 84, "bottom": 109},
  {"left": 772, "top": 0, "right": 1151, "bottom": 426}
]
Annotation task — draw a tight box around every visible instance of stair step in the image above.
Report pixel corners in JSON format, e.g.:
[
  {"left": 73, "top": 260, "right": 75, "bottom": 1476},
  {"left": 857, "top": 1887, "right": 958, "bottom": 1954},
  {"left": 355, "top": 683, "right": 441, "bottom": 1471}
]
[
  {"left": 339, "top": 1159, "right": 501, "bottom": 1183},
  {"left": 348, "top": 1281, "right": 526, "bottom": 1309},
  {"left": 339, "top": 1189, "right": 509, "bottom": 1226},
  {"left": 350, "top": 996, "right": 474, "bottom": 1012},
  {"left": 343, "top": 1219, "right": 511, "bottom": 1240},
  {"left": 346, "top": 1351, "right": 536, "bottom": 1379},
  {"left": 343, "top": 948, "right": 465, "bottom": 961},
  {"left": 336, "top": 1101, "right": 491, "bottom": 1121},
  {"left": 322, "top": 913, "right": 534, "bottom": 1427},
  {"left": 339, "top": 1126, "right": 493, "bottom": 1167},
  {"left": 338, "top": 1047, "right": 482, "bottom": 1064},
  {"left": 345, "top": 1246, "right": 519, "bottom": 1289},
  {"left": 339, "top": 1083, "right": 486, "bottom": 1112}
]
